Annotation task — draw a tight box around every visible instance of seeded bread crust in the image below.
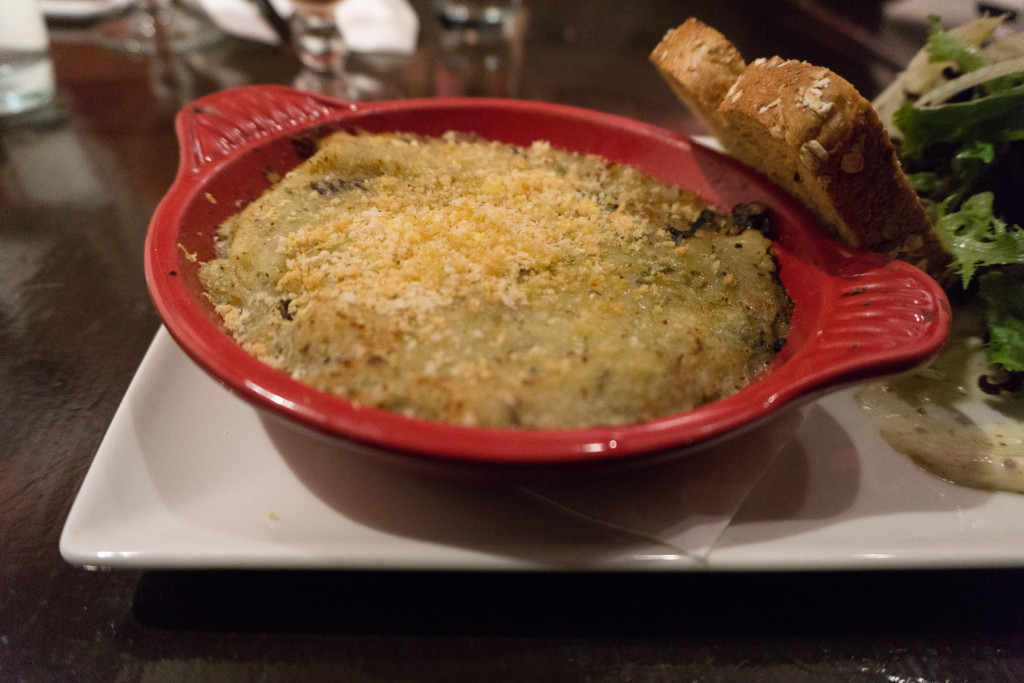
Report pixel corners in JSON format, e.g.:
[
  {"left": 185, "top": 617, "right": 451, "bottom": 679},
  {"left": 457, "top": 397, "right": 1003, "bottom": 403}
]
[
  {"left": 651, "top": 18, "right": 952, "bottom": 283},
  {"left": 649, "top": 19, "right": 746, "bottom": 144}
]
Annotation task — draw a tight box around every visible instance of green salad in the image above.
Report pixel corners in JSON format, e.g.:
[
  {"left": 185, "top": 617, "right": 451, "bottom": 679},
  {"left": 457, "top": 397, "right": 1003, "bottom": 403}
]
[{"left": 873, "top": 15, "right": 1024, "bottom": 392}]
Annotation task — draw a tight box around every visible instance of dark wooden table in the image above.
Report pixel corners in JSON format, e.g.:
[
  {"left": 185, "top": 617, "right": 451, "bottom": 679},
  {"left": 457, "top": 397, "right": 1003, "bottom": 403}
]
[{"left": 3, "top": 1, "right": 1022, "bottom": 680}]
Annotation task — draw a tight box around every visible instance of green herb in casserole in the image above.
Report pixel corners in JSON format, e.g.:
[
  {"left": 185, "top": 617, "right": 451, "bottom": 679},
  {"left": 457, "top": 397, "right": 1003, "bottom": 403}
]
[{"left": 199, "top": 131, "right": 791, "bottom": 428}]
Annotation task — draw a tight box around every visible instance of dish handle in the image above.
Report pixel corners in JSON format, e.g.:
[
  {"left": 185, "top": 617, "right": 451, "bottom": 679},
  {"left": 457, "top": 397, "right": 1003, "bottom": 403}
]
[
  {"left": 805, "top": 260, "right": 951, "bottom": 381},
  {"left": 174, "top": 85, "right": 362, "bottom": 177}
]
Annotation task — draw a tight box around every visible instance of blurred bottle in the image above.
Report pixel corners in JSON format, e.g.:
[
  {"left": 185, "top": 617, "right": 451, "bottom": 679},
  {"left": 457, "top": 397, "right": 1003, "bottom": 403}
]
[{"left": 0, "top": 0, "right": 56, "bottom": 116}]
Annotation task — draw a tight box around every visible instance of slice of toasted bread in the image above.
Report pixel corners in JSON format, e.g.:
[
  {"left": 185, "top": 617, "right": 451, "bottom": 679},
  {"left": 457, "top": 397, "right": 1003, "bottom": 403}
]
[{"left": 651, "top": 18, "right": 952, "bottom": 283}]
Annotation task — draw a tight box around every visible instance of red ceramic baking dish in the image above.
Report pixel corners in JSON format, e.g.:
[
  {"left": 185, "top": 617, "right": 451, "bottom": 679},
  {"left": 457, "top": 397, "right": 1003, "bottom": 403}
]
[{"left": 144, "top": 85, "right": 950, "bottom": 470}]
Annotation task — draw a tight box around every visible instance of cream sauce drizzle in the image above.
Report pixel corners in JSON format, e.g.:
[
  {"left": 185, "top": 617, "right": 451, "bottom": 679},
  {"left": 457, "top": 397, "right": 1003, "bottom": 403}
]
[{"left": 855, "top": 302, "right": 1024, "bottom": 494}]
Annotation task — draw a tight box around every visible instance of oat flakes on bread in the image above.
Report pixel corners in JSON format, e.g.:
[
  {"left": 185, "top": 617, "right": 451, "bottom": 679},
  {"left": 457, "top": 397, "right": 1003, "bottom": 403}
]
[{"left": 651, "top": 18, "right": 952, "bottom": 283}]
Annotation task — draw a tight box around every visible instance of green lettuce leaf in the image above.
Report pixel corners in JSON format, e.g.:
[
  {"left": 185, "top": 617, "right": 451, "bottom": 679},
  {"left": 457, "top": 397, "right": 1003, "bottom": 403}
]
[
  {"left": 893, "top": 84, "right": 1024, "bottom": 158},
  {"left": 956, "top": 139, "right": 995, "bottom": 163},
  {"left": 933, "top": 192, "right": 1024, "bottom": 286},
  {"left": 978, "top": 271, "right": 1024, "bottom": 371},
  {"left": 927, "top": 17, "right": 988, "bottom": 73},
  {"left": 925, "top": 17, "right": 1020, "bottom": 94},
  {"left": 906, "top": 171, "right": 942, "bottom": 194}
]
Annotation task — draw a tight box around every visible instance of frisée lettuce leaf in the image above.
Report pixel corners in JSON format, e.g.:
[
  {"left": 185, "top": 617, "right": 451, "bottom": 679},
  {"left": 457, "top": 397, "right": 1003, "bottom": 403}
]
[{"left": 933, "top": 192, "right": 1024, "bottom": 287}]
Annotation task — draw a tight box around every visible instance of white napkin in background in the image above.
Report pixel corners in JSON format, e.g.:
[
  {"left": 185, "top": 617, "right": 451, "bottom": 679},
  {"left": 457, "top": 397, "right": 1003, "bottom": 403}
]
[
  {"left": 337, "top": 0, "right": 418, "bottom": 54},
  {"left": 196, "top": 0, "right": 289, "bottom": 44},
  {"left": 196, "top": 0, "right": 419, "bottom": 54}
]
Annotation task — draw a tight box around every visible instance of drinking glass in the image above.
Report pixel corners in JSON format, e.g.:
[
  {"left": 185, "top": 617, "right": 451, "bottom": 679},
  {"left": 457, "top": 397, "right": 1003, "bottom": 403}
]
[
  {"left": 94, "top": 0, "right": 223, "bottom": 55},
  {"left": 0, "top": 0, "right": 55, "bottom": 116},
  {"left": 431, "top": 0, "right": 525, "bottom": 97},
  {"left": 432, "top": 0, "right": 522, "bottom": 38},
  {"left": 290, "top": 0, "right": 399, "bottom": 100}
]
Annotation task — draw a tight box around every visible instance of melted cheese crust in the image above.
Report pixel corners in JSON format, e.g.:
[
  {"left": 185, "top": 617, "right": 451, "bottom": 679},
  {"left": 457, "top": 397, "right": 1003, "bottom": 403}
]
[{"left": 199, "top": 131, "right": 790, "bottom": 428}]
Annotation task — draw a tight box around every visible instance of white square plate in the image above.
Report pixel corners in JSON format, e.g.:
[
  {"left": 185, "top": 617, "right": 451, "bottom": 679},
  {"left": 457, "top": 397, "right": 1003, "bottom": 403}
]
[{"left": 60, "top": 328, "right": 1024, "bottom": 571}]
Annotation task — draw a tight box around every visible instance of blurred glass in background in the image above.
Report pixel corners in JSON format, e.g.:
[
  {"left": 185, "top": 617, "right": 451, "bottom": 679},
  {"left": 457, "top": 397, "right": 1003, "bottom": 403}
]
[
  {"left": 93, "top": 0, "right": 224, "bottom": 55},
  {"left": 0, "top": 0, "right": 56, "bottom": 116},
  {"left": 431, "top": 0, "right": 525, "bottom": 97}
]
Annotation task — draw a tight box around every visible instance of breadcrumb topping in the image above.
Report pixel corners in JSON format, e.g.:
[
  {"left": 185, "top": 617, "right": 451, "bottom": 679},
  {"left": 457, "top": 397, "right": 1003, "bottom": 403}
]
[{"left": 199, "top": 131, "right": 790, "bottom": 429}]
